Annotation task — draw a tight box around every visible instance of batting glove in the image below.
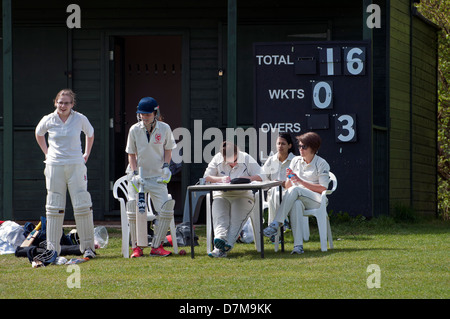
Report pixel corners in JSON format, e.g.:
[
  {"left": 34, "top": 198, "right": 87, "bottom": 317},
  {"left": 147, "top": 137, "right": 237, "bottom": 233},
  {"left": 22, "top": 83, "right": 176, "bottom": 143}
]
[
  {"left": 131, "top": 172, "right": 144, "bottom": 188},
  {"left": 157, "top": 163, "right": 172, "bottom": 184}
]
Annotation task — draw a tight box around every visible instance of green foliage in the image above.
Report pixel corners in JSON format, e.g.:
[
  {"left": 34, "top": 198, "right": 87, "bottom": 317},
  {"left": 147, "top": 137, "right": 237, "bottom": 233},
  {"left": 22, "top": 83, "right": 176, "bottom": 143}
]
[
  {"left": 417, "top": 0, "right": 450, "bottom": 220},
  {"left": 391, "top": 202, "right": 418, "bottom": 223}
]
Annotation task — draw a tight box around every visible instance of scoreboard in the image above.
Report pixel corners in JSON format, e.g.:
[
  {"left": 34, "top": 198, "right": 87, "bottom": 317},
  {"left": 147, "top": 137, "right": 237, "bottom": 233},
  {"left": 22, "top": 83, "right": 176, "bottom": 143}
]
[{"left": 254, "top": 41, "right": 372, "bottom": 217}]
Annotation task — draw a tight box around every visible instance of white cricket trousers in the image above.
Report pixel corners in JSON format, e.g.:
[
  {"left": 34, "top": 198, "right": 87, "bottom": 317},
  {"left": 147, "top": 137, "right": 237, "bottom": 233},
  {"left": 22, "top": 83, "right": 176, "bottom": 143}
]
[
  {"left": 212, "top": 195, "right": 255, "bottom": 249},
  {"left": 44, "top": 164, "right": 94, "bottom": 254},
  {"left": 273, "top": 186, "right": 322, "bottom": 246}
]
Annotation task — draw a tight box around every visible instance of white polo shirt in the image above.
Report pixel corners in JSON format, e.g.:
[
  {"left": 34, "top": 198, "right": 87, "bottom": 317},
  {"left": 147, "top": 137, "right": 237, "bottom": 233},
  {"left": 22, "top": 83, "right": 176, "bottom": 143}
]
[
  {"left": 126, "top": 120, "right": 176, "bottom": 178},
  {"left": 289, "top": 154, "right": 330, "bottom": 188},
  {"left": 35, "top": 110, "right": 94, "bottom": 165},
  {"left": 262, "top": 152, "right": 295, "bottom": 182},
  {"left": 203, "top": 151, "right": 263, "bottom": 199}
]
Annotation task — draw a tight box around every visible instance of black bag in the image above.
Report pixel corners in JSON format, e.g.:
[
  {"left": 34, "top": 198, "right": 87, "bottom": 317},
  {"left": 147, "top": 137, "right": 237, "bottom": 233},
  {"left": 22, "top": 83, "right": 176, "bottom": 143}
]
[
  {"left": 230, "top": 177, "right": 251, "bottom": 184},
  {"left": 175, "top": 222, "right": 199, "bottom": 246}
]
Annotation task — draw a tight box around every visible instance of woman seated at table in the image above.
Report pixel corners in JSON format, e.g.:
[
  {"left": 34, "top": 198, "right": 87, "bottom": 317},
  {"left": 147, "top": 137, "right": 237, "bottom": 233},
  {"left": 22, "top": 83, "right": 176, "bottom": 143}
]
[{"left": 203, "top": 141, "right": 263, "bottom": 258}]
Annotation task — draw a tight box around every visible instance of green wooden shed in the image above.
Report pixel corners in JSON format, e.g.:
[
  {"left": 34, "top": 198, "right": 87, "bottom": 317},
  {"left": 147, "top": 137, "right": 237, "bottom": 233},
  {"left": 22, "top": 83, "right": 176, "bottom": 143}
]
[{"left": 1, "top": 0, "right": 439, "bottom": 221}]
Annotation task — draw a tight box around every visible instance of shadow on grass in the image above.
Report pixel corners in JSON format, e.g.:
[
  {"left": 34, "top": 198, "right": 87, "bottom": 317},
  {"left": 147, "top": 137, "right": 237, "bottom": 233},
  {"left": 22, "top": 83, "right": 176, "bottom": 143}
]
[{"left": 220, "top": 245, "right": 407, "bottom": 260}]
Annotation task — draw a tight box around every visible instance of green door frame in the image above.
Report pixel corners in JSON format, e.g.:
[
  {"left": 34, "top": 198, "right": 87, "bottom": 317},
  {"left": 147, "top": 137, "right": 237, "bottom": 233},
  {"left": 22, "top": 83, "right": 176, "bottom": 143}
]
[{"left": 2, "top": 0, "right": 13, "bottom": 220}]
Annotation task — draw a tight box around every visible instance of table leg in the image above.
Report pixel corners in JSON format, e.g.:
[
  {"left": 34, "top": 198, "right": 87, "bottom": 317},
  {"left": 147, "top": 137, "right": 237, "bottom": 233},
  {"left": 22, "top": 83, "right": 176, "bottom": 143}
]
[
  {"left": 279, "top": 185, "right": 284, "bottom": 252},
  {"left": 259, "top": 190, "right": 264, "bottom": 258},
  {"left": 209, "top": 191, "right": 214, "bottom": 252},
  {"left": 188, "top": 189, "right": 194, "bottom": 259}
]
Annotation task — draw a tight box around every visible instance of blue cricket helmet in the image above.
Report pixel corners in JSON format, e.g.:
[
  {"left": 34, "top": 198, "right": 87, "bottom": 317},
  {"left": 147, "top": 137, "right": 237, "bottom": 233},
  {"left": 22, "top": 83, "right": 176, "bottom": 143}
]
[{"left": 137, "top": 97, "right": 159, "bottom": 114}]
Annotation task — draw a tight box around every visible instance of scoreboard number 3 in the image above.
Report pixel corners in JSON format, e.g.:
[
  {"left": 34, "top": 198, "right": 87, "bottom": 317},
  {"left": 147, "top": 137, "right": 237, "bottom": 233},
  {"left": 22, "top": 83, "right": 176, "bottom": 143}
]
[{"left": 335, "top": 114, "right": 357, "bottom": 142}]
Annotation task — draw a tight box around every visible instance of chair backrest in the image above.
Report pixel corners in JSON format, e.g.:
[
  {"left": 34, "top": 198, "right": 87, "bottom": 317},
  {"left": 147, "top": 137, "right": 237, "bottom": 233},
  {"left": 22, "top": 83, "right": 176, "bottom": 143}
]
[
  {"left": 326, "top": 172, "right": 338, "bottom": 195},
  {"left": 113, "top": 175, "right": 128, "bottom": 200}
]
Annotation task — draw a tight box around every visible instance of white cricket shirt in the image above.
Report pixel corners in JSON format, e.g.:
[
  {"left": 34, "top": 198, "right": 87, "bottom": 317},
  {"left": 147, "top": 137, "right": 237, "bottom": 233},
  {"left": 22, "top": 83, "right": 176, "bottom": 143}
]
[
  {"left": 262, "top": 152, "right": 295, "bottom": 182},
  {"left": 203, "top": 151, "right": 263, "bottom": 199},
  {"left": 35, "top": 110, "right": 94, "bottom": 165},
  {"left": 289, "top": 154, "right": 330, "bottom": 188},
  {"left": 126, "top": 120, "right": 177, "bottom": 178}
]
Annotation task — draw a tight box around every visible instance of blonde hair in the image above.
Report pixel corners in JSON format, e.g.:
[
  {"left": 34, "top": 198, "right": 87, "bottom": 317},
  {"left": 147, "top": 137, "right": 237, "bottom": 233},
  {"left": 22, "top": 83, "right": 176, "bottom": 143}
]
[{"left": 54, "top": 89, "right": 76, "bottom": 107}]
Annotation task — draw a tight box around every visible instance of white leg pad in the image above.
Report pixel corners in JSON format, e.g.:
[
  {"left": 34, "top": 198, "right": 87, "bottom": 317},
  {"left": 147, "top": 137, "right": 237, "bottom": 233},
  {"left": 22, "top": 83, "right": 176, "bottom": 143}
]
[
  {"left": 72, "top": 191, "right": 92, "bottom": 213},
  {"left": 151, "top": 199, "right": 175, "bottom": 248},
  {"left": 74, "top": 208, "right": 95, "bottom": 253},
  {"left": 46, "top": 210, "right": 65, "bottom": 255},
  {"left": 126, "top": 200, "right": 137, "bottom": 248}
]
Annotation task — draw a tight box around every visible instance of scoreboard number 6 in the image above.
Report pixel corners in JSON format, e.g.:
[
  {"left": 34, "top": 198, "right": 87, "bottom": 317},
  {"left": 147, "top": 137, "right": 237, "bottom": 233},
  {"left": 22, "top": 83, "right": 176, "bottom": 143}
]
[{"left": 335, "top": 114, "right": 357, "bottom": 142}]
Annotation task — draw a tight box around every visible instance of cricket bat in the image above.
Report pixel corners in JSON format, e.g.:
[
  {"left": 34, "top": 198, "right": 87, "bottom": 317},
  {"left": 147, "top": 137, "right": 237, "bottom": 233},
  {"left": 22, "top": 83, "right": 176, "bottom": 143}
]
[
  {"left": 21, "top": 221, "right": 42, "bottom": 247},
  {"left": 136, "top": 167, "right": 148, "bottom": 247}
]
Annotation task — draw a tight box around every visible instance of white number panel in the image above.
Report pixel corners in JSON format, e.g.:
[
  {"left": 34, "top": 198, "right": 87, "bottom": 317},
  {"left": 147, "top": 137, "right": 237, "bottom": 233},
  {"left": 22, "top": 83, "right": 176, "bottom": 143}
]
[{"left": 335, "top": 114, "right": 357, "bottom": 142}]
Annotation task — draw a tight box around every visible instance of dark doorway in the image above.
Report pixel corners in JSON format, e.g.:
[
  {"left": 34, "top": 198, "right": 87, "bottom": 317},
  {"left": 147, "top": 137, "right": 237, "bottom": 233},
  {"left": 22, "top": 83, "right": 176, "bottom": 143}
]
[{"left": 111, "top": 35, "right": 183, "bottom": 217}]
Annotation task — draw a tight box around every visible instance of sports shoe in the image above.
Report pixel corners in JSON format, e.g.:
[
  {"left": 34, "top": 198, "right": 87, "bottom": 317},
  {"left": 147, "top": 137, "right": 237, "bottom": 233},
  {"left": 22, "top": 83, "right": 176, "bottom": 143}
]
[
  {"left": 150, "top": 244, "right": 172, "bottom": 257},
  {"left": 291, "top": 245, "right": 304, "bottom": 255},
  {"left": 208, "top": 248, "right": 227, "bottom": 258},
  {"left": 83, "top": 248, "right": 96, "bottom": 259},
  {"left": 263, "top": 222, "right": 279, "bottom": 238},
  {"left": 130, "top": 246, "right": 143, "bottom": 258},
  {"left": 214, "top": 238, "right": 231, "bottom": 252}
]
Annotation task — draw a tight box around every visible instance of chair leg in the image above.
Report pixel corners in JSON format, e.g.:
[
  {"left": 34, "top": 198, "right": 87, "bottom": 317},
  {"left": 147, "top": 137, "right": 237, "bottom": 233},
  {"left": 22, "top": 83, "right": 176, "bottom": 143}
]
[
  {"left": 327, "top": 216, "right": 333, "bottom": 249},
  {"left": 206, "top": 194, "right": 212, "bottom": 254},
  {"left": 249, "top": 214, "right": 261, "bottom": 253},
  {"left": 317, "top": 212, "right": 328, "bottom": 252},
  {"left": 273, "top": 230, "right": 280, "bottom": 252},
  {"left": 120, "top": 206, "right": 130, "bottom": 259},
  {"left": 170, "top": 218, "right": 178, "bottom": 254}
]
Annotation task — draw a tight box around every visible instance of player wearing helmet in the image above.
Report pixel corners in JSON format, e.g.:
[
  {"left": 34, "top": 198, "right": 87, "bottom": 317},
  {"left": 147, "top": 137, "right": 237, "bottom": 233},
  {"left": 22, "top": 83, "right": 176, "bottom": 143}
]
[{"left": 125, "top": 97, "right": 177, "bottom": 257}]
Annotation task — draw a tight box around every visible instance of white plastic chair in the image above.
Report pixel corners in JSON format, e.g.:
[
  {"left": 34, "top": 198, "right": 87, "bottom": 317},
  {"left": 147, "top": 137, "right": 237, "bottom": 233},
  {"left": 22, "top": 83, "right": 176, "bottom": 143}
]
[
  {"left": 275, "top": 172, "right": 337, "bottom": 251},
  {"left": 112, "top": 176, "right": 130, "bottom": 258},
  {"left": 206, "top": 191, "right": 264, "bottom": 254},
  {"left": 112, "top": 175, "right": 178, "bottom": 258},
  {"left": 292, "top": 172, "right": 337, "bottom": 252}
]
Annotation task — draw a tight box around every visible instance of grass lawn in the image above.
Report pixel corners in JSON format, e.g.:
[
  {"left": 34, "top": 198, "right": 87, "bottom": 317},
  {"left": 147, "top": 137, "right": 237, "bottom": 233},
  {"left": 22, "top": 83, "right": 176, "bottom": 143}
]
[{"left": 0, "top": 216, "right": 448, "bottom": 300}]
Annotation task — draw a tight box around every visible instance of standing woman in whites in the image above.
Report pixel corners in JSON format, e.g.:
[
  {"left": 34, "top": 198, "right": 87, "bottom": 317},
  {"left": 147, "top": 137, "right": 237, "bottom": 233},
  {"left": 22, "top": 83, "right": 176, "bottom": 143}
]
[
  {"left": 35, "top": 89, "right": 96, "bottom": 259},
  {"left": 262, "top": 133, "right": 296, "bottom": 233}
]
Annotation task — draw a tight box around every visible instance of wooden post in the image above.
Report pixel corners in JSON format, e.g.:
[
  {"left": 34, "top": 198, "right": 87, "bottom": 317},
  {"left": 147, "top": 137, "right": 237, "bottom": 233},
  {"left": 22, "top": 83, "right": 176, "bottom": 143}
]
[{"left": 227, "top": 0, "right": 237, "bottom": 128}]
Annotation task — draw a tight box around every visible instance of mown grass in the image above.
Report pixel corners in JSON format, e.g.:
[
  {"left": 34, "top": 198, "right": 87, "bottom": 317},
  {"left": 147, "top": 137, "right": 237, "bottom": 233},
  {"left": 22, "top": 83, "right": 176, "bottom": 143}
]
[{"left": 0, "top": 216, "right": 448, "bottom": 300}]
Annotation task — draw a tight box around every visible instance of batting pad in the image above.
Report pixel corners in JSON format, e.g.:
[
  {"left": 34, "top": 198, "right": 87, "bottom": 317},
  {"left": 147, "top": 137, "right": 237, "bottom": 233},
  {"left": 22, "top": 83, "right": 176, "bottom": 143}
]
[
  {"left": 126, "top": 200, "right": 137, "bottom": 248},
  {"left": 151, "top": 199, "right": 175, "bottom": 248},
  {"left": 74, "top": 209, "right": 95, "bottom": 253},
  {"left": 46, "top": 211, "right": 65, "bottom": 255},
  {"left": 72, "top": 191, "right": 93, "bottom": 212},
  {"left": 45, "top": 191, "right": 65, "bottom": 212}
]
